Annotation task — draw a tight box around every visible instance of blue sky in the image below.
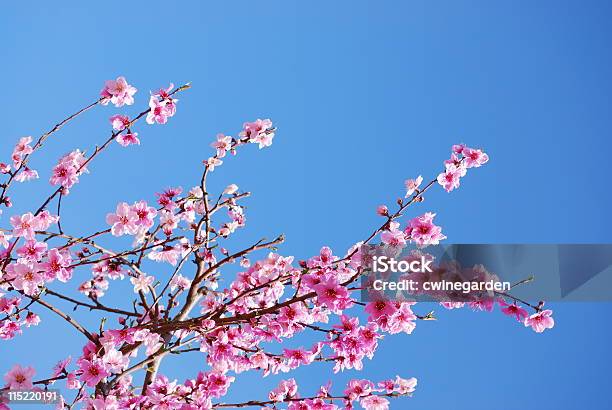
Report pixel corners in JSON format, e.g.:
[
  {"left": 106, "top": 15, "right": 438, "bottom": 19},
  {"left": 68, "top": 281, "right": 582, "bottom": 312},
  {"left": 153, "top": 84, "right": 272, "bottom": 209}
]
[{"left": 1, "top": 1, "right": 612, "bottom": 409}]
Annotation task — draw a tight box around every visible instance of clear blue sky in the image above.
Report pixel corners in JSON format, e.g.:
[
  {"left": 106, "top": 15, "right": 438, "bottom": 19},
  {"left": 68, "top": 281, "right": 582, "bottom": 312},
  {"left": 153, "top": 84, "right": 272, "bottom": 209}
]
[{"left": 1, "top": 1, "right": 612, "bottom": 409}]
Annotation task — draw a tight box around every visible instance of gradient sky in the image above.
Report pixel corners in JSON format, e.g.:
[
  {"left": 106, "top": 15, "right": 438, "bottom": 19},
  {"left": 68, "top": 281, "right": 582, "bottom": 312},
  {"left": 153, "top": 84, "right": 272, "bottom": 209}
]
[{"left": 1, "top": 1, "right": 612, "bottom": 409}]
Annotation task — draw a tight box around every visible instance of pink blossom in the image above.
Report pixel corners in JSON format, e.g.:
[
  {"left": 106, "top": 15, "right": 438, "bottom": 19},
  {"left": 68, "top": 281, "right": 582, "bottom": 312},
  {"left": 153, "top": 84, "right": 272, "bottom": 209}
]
[
  {"left": 146, "top": 95, "right": 176, "bottom": 125},
  {"left": 12, "top": 137, "right": 33, "bottom": 167},
  {"left": 404, "top": 175, "right": 423, "bottom": 197},
  {"left": 223, "top": 184, "right": 239, "bottom": 195},
  {"left": 394, "top": 376, "right": 417, "bottom": 394},
  {"left": 17, "top": 240, "right": 47, "bottom": 261},
  {"left": 42, "top": 248, "right": 73, "bottom": 282},
  {"left": 313, "top": 278, "right": 352, "bottom": 312},
  {"left": 204, "top": 372, "right": 235, "bottom": 398},
  {"left": 240, "top": 119, "right": 274, "bottom": 148},
  {"left": 109, "top": 114, "right": 130, "bottom": 131},
  {"left": 376, "top": 205, "right": 388, "bottom": 216},
  {"left": 116, "top": 132, "right": 140, "bottom": 147},
  {"left": 211, "top": 134, "right": 233, "bottom": 158},
  {"left": 524, "top": 309, "right": 554, "bottom": 333},
  {"left": 100, "top": 76, "right": 137, "bottom": 107},
  {"left": 204, "top": 157, "right": 223, "bottom": 171},
  {"left": 380, "top": 222, "right": 406, "bottom": 247},
  {"left": 405, "top": 212, "right": 446, "bottom": 247},
  {"left": 10, "top": 212, "right": 39, "bottom": 240},
  {"left": 35, "top": 210, "right": 59, "bottom": 230},
  {"left": 269, "top": 378, "right": 298, "bottom": 402},
  {"left": 169, "top": 274, "right": 191, "bottom": 291},
  {"left": 8, "top": 261, "right": 44, "bottom": 295},
  {"left": 360, "top": 396, "right": 389, "bottom": 410},
  {"left": 106, "top": 202, "right": 138, "bottom": 236},
  {"left": 344, "top": 379, "right": 373, "bottom": 401},
  {"left": 23, "top": 312, "right": 40, "bottom": 327},
  {"left": 437, "top": 164, "right": 462, "bottom": 192},
  {"left": 0, "top": 163, "right": 10, "bottom": 174},
  {"left": 14, "top": 167, "right": 38, "bottom": 182},
  {"left": 131, "top": 201, "right": 157, "bottom": 229},
  {"left": 78, "top": 359, "right": 109, "bottom": 387},
  {"left": 0, "top": 232, "right": 12, "bottom": 249},
  {"left": 3, "top": 364, "right": 35, "bottom": 389},
  {"left": 365, "top": 298, "right": 397, "bottom": 321},
  {"left": 130, "top": 274, "right": 154, "bottom": 294},
  {"left": 463, "top": 147, "right": 489, "bottom": 168},
  {"left": 147, "top": 245, "right": 181, "bottom": 265},
  {"left": 52, "top": 357, "right": 71, "bottom": 377},
  {"left": 49, "top": 150, "right": 88, "bottom": 190},
  {"left": 499, "top": 300, "right": 529, "bottom": 322}
]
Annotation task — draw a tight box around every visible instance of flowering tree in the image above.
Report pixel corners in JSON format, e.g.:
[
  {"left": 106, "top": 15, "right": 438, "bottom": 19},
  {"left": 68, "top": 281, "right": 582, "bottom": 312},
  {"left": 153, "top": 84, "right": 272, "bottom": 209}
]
[{"left": 0, "top": 78, "right": 554, "bottom": 409}]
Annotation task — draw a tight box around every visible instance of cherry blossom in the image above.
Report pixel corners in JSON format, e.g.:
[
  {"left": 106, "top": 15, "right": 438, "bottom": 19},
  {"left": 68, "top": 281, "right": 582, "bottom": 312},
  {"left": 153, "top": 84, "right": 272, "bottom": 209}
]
[
  {"left": 100, "top": 76, "right": 137, "bottom": 107},
  {"left": 106, "top": 202, "right": 139, "bottom": 236},
  {"left": 3, "top": 364, "right": 35, "bottom": 389},
  {"left": 524, "top": 309, "right": 555, "bottom": 333},
  {"left": 405, "top": 212, "right": 446, "bottom": 247},
  {"left": 0, "top": 79, "right": 549, "bottom": 409},
  {"left": 404, "top": 175, "right": 423, "bottom": 197},
  {"left": 109, "top": 114, "right": 130, "bottom": 131}
]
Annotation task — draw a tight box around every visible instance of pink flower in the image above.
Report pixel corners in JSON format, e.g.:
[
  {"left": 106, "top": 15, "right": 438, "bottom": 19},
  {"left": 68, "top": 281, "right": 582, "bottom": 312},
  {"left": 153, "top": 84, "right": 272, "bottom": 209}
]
[
  {"left": 35, "top": 210, "right": 59, "bottom": 231},
  {"left": 380, "top": 222, "right": 406, "bottom": 247},
  {"left": 437, "top": 164, "right": 462, "bottom": 192},
  {"left": 130, "top": 274, "right": 154, "bottom": 294},
  {"left": 212, "top": 134, "right": 233, "bottom": 158},
  {"left": 14, "top": 167, "right": 39, "bottom": 182},
  {"left": 524, "top": 309, "right": 554, "bottom": 333},
  {"left": 109, "top": 114, "right": 130, "bottom": 131},
  {"left": 10, "top": 212, "right": 39, "bottom": 240},
  {"left": 404, "top": 175, "right": 423, "bottom": 197},
  {"left": 131, "top": 201, "right": 157, "bottom": 229},
  {"left": 23, "top": 312, "right": 40, "bottom": 327},
  {"left": 394, "top": 376, "right": 417, "bottom": 394},
  {"left": 116, "top": 132, "right": 140, "bottom": 147},
  {"left": 42, "top": 248, "right": 73, "bottom": 282},
  {"left": 204, "top": 157, "right": 223, "bottom": 171},
  {"left": 50, "top": 161, "right": 78, "bottom": 188},
  {"left": 283, "top": 348, "right": 315, "bottom": 368},
  {"left": 499, "top": 300, "right": 528, "bottom": 322},
  {"left": 223, "top": 184, "right": 239, "bottom": 195},
  {"left": 49, "top": 150, "right": 88, "bottom": 190},
  {"left": 205, "top": 372, "right": 235, "bottom": 398},
  {"left": 106, "top": 202, "right": 138, "bottom": 236},
  {"left": 269, "top": 378, "right": 298, "bottom": 402},
  {"left": 3, "top": 364, "right": 35, "bottom": 389},
  {"left": 0, "top": 232, "right": 12, "bottom": 249},
  {"left": 17, "top": 240, "right": 47, "bottom": 261},
  {"left": 463, "top": 147, "right": 489, "bottom": 168},
  {"left": 313, "top": 278, "right": 352, "bottom": 312},
  {"left": 240, "top": 119, "right": 274, "bottom": 148},
  {"left": 12, "top": 137, "right": 33, "bottom": 167},
  {"left": 78, "top": 359, "right": 109, "bottom": 387},
  {"left": 365, "top": 298, "right": 397, "bottom": 321},
  {"left": 344, "top": 379, "right": 373, "bottom": 400},
  {"left": 360, "top": 395, "right": 389, "bottom": 410},
  {"left": 146, "top": 94, "right": 177, "bottom": 125},
  {"left": 376, "top": 205, "right": 388, "bottom": 216},
  {"left": 100, "top": 76, "right": 137, "bottom": 107},
  {"left": 405, "top": 212, "right": 446, "bottom": 247},
  {"left": 169, "top": 274, "right": 191, "bottom": 292},
  {"left": 8, "top": 261, "right": 44, "bottom": 296},
  {"left": 147, "top": 245, "right": 181, "bottom": 265}
]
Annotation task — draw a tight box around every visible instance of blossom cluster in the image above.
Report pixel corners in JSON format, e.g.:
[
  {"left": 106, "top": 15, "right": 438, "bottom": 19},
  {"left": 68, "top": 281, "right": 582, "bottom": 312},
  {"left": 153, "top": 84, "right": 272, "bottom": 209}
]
[
  {"left": 436, "top": 144, "right": 489, "bottom": 192},
  {"left": 0, "top": 77, "right": 551, "bottom": 409}
]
